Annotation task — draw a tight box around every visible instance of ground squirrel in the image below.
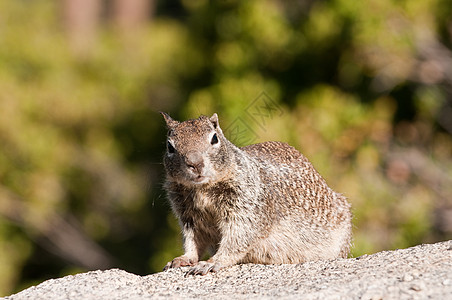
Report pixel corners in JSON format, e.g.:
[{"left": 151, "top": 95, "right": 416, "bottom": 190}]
[{"left": 161, "top": 112, "right": 352, "bottom": 275}]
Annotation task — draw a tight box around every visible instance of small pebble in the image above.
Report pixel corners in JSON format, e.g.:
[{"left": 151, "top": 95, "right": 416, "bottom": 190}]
[
  {"left": 410, "top": 284, "right": 422, "bottom": 291},
  {"left": 403, "top": 274, "right": 413, "bottom": 282}
]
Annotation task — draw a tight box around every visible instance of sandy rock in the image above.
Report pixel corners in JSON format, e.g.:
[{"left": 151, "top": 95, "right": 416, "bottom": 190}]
[{"left": 3, "top": 240, "right": 452, "bottom": 300}]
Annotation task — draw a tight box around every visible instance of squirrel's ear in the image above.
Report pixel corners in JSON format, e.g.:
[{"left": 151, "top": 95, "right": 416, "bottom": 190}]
[
  {"left": 160, "top": 112, "right": 179, "bottom": 128},
  {"left": 210, "top": 113, "right": 219, "bottom": 129}
]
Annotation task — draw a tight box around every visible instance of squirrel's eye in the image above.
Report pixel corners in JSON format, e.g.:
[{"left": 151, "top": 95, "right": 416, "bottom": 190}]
[
  {"left": 167, "top": 141, "right": 175, "bottom": 153},
  {"left": 211, "top": 133, "right": 218, "bottom": 145}
]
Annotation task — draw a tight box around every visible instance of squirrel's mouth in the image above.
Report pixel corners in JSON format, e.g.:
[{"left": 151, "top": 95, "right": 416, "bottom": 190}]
[{"left": 191, "top": 175, "right": 208, "bottom": 184}]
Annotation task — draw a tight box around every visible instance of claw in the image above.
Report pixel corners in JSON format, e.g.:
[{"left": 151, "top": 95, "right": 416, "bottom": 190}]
[
  {"left": 185, "top": 261, "right": 222, "bottom": 276},
  {"left": 163, "top": 256, "right": 197, "bottom": 271},
  {"left": 163, "top": 262, "right": 170, "bottom": 272}
]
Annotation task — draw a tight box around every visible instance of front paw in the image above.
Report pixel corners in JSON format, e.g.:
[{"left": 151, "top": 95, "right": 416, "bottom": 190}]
[
  {"left": 163, "top": 255, "right": 197, "bottom": 271},
  {"left": 185, "top": 261, "right": 223, "bottom": 276}
]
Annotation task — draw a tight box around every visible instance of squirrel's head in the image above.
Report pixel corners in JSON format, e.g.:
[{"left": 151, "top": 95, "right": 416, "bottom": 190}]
[{"left": 161, "top": 112, "right": 232, "bottom": 186}]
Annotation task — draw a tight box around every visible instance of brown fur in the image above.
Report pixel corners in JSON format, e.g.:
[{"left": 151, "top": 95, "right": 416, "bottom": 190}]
[{"left": 161, "top": 113, "right": 352, "bottom": 275}]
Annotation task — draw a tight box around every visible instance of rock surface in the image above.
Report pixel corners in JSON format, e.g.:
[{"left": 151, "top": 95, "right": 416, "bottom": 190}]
[{"left": 3, "top": 240, "right": 452, "bottom": 300}]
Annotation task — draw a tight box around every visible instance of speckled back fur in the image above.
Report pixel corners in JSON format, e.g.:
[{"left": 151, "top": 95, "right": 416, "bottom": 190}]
[{"left": 161, "top": 113, "right": 352, "bottom": 275}]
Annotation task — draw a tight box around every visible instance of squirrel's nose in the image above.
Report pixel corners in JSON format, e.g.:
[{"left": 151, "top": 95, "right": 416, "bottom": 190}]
[{"left": 186, "top": 151, "right": 204, "bottom": 174}]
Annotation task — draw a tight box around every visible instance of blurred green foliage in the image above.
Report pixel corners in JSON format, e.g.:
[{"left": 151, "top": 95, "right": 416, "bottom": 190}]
[{"left": 0, "top": 0, "right": 451, "bottom": 296}]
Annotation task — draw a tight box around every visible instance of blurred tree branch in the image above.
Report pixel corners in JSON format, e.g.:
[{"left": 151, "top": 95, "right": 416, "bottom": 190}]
[
  {"left": 112, "top": 0, "right": 155, "bottom": 34},
  {"left": 0, "top": 187, "right": 115, "bottom": 270},
  {"left": 62, "top": 0, "right": 102, "bottom": 55}
]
